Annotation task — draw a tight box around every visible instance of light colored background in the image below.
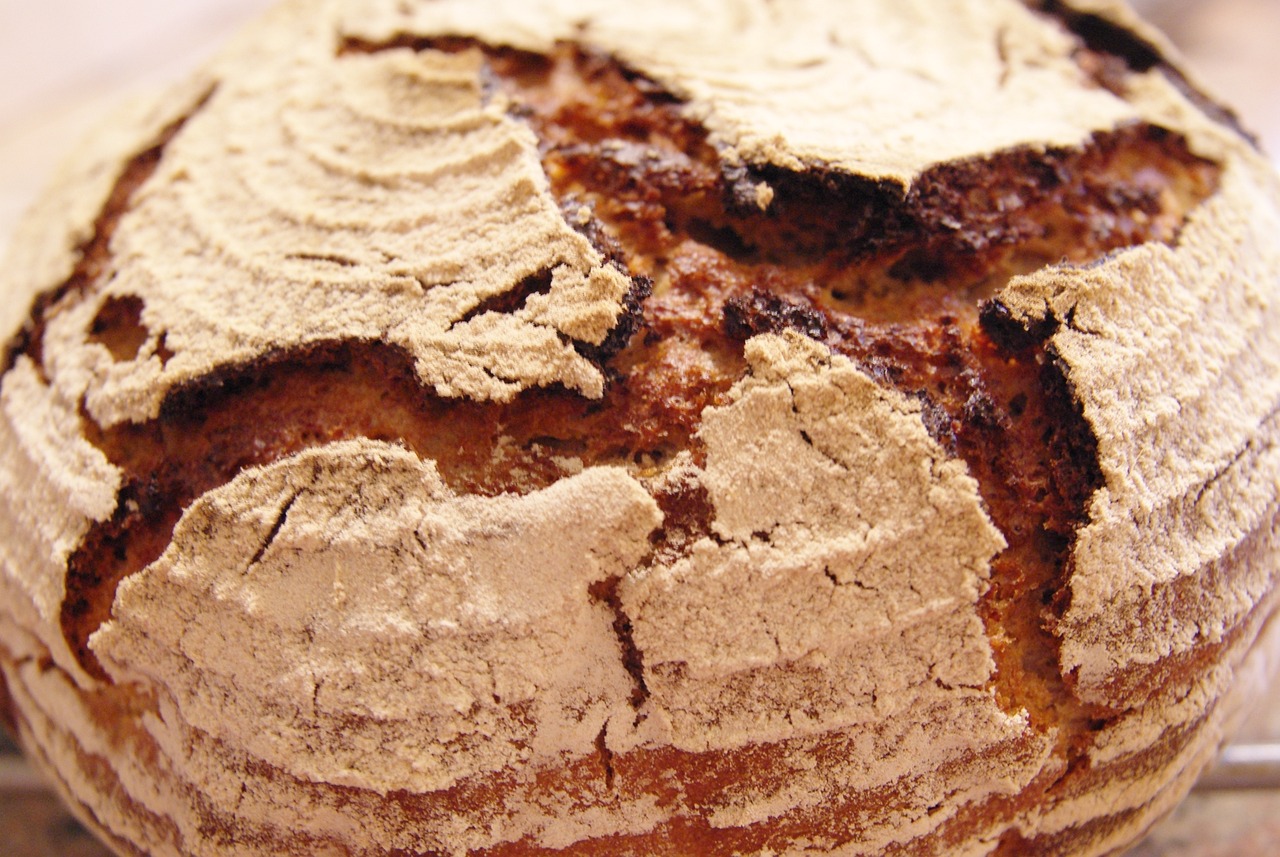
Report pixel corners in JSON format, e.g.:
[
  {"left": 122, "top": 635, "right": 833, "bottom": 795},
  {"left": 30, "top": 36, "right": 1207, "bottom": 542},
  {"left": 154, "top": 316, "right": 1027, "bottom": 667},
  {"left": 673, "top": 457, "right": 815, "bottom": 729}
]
[{"left": 1, "top": 1, "right": 1278, "bottom": 854}]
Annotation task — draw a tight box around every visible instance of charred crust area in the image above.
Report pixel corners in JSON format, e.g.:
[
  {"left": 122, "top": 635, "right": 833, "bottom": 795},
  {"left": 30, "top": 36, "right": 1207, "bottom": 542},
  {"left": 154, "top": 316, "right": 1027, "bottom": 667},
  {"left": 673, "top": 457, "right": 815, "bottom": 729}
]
[
  {"left": 33, "top": 32, "right": 1220, "bottom": 809},
  {"left": 723, "top": 289, "right": 829, "bottom": 344},
  {"left": 557, "top": 198, "right": 657, "bottom": 368},
  {"left": 574, "top": 274, "right": 653, "bottom": 370},
  {"left": 979, "top": 299, "right": 1057, "bottom": 354},
  {"left": 1028, "top": 0, "right": 1257, "bottom": 145}
]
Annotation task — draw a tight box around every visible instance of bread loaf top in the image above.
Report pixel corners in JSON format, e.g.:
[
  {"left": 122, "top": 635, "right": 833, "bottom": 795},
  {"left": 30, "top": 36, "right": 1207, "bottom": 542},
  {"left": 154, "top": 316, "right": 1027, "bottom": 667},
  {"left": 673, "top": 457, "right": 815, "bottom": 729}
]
[
  {"left": 5, "top": 0, "right": 1237, "bottom": 423},
  {"left": 2, "top": 1, "right": 1279, "bottom": 855}
]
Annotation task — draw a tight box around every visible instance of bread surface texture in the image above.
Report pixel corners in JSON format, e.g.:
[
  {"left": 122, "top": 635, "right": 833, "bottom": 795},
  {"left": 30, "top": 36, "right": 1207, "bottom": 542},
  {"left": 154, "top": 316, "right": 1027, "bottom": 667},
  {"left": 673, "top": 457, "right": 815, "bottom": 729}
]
[{"left": 1, "top": 1, "right": 1279, "bottom": 855}]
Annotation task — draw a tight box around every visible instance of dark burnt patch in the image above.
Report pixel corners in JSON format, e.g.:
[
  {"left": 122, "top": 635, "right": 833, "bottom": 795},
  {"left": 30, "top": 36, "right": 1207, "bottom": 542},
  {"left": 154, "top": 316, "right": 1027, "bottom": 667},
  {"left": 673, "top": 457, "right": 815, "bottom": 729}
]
[
  {"left": 723, "top": 289, "right": 829, "bottom": 343},
  {"left": 555, "top": 197, "right": 658, "bottom": 368},
  {"left": 574, "top": 274, "right": 654, "bottom": 369},
  {"left": 979, "top": 298, "right": 1058, "bottom": 353},
  {"left": 916, "top": 392, "right": 961, "bottom": 453}
]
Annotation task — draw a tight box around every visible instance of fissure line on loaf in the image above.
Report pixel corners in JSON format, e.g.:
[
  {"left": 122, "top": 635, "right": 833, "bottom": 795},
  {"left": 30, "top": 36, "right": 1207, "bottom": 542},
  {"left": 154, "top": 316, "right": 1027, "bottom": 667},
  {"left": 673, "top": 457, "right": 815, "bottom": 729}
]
[{"left": 587, "top": 575, "right": 649, "bottom": 712}]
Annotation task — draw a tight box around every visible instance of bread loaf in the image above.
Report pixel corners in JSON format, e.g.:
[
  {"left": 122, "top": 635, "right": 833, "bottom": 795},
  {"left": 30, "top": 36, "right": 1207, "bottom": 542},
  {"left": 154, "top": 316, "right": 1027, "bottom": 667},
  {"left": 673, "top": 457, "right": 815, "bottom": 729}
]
[{"left": 1, "top": 1, "right": 1279, "bottom": 854}]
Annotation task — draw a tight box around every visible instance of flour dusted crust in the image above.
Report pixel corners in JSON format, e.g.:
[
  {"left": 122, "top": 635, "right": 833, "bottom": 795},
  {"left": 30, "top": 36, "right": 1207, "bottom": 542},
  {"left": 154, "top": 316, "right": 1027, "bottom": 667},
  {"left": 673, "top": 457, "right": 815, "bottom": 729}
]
[
  {"left": 341, "top": 0, "right": 1136, "bottom": 183},
  {"left": 94, "top": 444, "right": 660, "bottom": 796},
  {"left": 1, "top": 0, "right": 1279, "bottom": 856},
  {"left": 39, "top": 42, "right": 633, "bottom": 427},
  {"left": 621, "top": 333, "right": 1007, "bottom": 751}
]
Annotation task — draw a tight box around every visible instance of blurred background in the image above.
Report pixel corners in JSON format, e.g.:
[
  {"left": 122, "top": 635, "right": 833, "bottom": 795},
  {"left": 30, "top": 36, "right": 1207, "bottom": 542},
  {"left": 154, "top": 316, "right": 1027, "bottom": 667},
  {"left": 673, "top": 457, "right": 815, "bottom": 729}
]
[{"left": 1, "top": 0, "right": 1278, "bottom": 854}]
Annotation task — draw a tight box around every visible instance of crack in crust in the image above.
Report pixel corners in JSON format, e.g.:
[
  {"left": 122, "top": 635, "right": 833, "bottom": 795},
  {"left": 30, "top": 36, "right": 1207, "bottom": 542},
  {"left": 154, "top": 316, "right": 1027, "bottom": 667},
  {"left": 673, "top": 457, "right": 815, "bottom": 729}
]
[
  {"left": 588, "top": 576, "right": 650, "bottom": 710},
  {"left": 0, "top": 662, "right": 17, "bottom": 739},
  {"left": 449, "top": 44, "right": 1216, "bottom": 766},
  {"left": 364, "top": 39, "right": 1218, "bottom": 322}
]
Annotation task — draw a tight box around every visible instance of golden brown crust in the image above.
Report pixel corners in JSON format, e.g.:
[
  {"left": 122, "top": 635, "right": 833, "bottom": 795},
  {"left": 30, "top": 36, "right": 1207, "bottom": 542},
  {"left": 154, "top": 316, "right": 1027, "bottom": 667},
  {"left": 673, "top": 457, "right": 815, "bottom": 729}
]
[{"left": 1, "top": 1, "right": 1279, "bottom": 855}]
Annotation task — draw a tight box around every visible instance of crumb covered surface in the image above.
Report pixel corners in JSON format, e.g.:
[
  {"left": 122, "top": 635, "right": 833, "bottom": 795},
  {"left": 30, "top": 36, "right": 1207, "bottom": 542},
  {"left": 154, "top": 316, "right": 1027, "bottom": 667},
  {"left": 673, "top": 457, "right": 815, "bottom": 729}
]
[{"left": 0, "top": 0, "right": 1278, "bottom": 855}]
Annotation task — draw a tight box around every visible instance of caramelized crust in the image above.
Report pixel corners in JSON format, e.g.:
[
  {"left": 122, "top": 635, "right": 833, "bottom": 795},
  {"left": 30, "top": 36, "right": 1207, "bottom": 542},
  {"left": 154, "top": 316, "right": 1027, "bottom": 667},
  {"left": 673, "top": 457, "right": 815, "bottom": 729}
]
[
  {"left": 3, "top": 22, "right": 1237, "bottom": 857},
  {"left": 46, "top": 42, "right": 1219, "bottom": 697}
]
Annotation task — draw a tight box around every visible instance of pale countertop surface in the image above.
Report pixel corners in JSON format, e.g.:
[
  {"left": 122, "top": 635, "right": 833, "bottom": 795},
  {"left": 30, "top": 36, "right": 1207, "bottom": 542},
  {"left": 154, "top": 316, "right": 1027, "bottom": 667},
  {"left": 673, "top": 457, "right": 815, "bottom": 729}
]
[{"left": 2, "top": 1, "right": 1280, "bottom": 855}]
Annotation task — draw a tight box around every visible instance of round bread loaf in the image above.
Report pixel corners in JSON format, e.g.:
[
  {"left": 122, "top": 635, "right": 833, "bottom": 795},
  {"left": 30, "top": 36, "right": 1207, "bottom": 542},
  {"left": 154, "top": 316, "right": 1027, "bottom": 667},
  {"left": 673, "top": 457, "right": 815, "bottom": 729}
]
[{"left": 2, "top": 1, "right": 1279, "bottom": 855}]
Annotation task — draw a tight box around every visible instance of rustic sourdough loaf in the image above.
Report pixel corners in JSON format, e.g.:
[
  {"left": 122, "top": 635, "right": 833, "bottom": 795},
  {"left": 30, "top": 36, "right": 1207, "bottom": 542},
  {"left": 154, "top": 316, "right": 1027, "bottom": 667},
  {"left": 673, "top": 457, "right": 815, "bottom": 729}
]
[{"left": 1, "top": 0, "right": 1279, "bottom": 855}]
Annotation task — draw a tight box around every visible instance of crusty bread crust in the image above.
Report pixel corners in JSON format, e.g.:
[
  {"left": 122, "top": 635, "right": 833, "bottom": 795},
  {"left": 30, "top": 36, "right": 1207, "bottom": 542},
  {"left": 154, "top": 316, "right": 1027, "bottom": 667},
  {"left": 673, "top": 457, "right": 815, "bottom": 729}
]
[{"left": 1, "top": 1, "right": 1279, "bottom": 855}]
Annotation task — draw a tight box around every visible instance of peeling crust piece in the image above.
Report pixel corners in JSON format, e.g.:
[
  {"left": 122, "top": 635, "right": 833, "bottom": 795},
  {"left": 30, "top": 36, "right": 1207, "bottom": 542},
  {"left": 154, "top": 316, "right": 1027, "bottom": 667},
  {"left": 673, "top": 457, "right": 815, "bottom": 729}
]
[
  {"left": 38, "top": 44, "right": 637, "bottom": 428},
  {"left": 0, "top": 1, "right": 1279, "bottom": 856},
  {"left": 623, "top": 333, "right": 1006, "bottom": 751},
  {"left": 92, "top": 441, "right": 660, "bottom": 796},
  {"left": 997, "top": 154, "right": 1280, "bottom": 706}
]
